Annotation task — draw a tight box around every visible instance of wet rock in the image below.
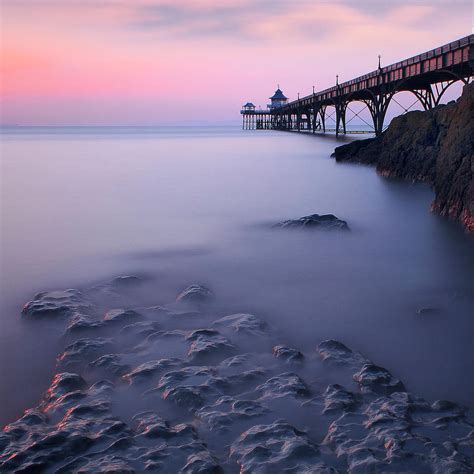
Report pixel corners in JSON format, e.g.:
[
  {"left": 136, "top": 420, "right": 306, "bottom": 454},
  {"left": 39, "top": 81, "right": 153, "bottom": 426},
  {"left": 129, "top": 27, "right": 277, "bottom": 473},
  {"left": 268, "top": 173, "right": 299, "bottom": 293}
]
[
  {"left": 325, "top": 389, "right": 474, "bottom": 473},
  {"left": 120, "top": 320, "right": 161, "bottom": 339},
  {"left": 7, "top": 280, "right": 474, "bottom": 474},
  {"left": 213, "top": 313, "right": 268, "bottom": 335},
  {"left": 272, "top": 345, "right": 304, "bottom": 363},
  {"left": 110, "top": 275, "right": 141, "bottom": 289},
  {"left": 155, "top": 365, "right": 216, "bottom": 389},
  {"left": 134, "top": 411, "right": 191, "bottom": 440},
  {"left": 256, "top": 372, "right": 310, "bottom": 399},
  {"left": 22, "top": 289, "right": 93, "bottom": 319},
  {"left": 66, "top": 314, "right": 104, "bottom": 333},
  {"left": 163, "top": 386, "right": 213, "bottom": 411},
  {"left": 89, "top": 275, "right": 143, "bottom": 298},
  {"left": 133, "top": 412, "right": 222, "bottom": 472},
  {"left": 89, "top": 354, "right": 131, "bottom": 377},
  {"left": 186, "top": 329, "right": 236, "bottom": 361},
  {"left": 155, "top": 366, "right": 221, "bottom": 411},
  {"left": 274, "top": 213, "right": 349, "bottom": 231},
  {"left": 197, "top": 397, "right": 269, "bottom": 433},
  {"left": 44, "top": 379, "right": 113, "bottom": 415},
  {"left": 353, "top": 363, "right": 405, "bottom": 395},
  {"left": 73, "top": 455, "right": 135, "bottom": 473},
  {"left": 181, "top": 452, "right": 223, "bottom": 474},
  {"left": 176, "top": 284, "right": 213, "bottom": 304},
  {"left": 322, "top": 384, "right": 360, "bottom": 413},
  {"left": 123, "top": 358, "right": 182, "bottom": 384},
  {"left": 317, "top": 339, "right": 366, "bottom": 367},
  {"left": 219, "top": 354, "right": 250, "bottom": 369},
  {"left": 104, "top": 308, "right": 143, "bottom": 325},
  {"left": 58, "top": 337, "right": 114, "bottom": 367},
  {"left": 46, "top": 372, "right": 87, "bottom": 400},
  {"left": 230, "top": 421, "right": 334, "bottom": 473}
]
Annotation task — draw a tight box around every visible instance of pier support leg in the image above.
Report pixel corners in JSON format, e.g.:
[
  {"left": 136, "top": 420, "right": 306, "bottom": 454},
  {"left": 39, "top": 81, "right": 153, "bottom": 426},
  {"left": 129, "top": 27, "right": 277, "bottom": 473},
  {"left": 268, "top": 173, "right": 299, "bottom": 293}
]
[
  {"left": 335, "top": 102, "right": 347, "bottom": 137},
  {"left": 364, "top": 94, "right": 391, "bottom": 136},
  {"left": 319, "top": 106, "right": 326, "bottom": 133}
]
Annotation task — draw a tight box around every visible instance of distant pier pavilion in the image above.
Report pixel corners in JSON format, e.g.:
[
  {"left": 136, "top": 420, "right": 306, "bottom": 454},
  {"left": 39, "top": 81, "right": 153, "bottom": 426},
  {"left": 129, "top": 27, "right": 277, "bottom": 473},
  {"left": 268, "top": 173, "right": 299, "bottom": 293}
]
[
  {"left": 241, "top": 88, "right": 288, "bottom": 130},
  {"left": 241, "top": 34, "right": 474, "bottom": 136}
]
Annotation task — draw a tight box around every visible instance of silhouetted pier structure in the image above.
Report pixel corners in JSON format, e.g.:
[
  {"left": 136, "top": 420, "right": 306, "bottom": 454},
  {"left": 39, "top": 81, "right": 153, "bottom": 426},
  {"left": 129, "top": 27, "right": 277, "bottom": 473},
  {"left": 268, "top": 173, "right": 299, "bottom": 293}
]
[{"left": 241, "top": 34, "right": 474, "bottom": 136}]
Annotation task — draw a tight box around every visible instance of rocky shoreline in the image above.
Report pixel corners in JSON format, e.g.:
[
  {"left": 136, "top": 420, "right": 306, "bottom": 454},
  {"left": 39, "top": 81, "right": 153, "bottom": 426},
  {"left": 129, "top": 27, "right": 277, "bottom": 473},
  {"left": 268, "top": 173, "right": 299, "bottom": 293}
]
[
  {"left": 1, "top": 275, "right": 473, "bottom": 472},
  {"left": 332, "top": 83, "right": 474, "bottom": 233}
]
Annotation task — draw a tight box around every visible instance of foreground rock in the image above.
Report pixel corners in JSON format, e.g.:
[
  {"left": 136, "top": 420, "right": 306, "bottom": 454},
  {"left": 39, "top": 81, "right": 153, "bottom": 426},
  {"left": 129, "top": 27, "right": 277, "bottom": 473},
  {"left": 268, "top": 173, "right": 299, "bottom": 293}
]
[
  {"left": 176, "top": 284, "right": 213, "bottom": 304},
  {"left": 333, "top": 82, "right": 474, "bottom": 232},
  {"left": 274, "top": 213, "right": 349, "bottom": 230},
  {"left": 22, "top": 289, "right": 93, "bottom": 320},
  {"left": 230, "top": 421, "right": 334, "bottom": 473},
  {"left": 2, "top": 277, "right": 473, "bottom": 473}
]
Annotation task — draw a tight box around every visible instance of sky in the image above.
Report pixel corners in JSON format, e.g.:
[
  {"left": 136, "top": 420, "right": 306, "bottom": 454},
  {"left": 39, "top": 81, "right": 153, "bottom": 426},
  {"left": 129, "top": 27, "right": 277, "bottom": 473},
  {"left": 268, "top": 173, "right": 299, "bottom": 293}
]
[{"left": 0, "top": 0, "right": 472, "bottom": 125}]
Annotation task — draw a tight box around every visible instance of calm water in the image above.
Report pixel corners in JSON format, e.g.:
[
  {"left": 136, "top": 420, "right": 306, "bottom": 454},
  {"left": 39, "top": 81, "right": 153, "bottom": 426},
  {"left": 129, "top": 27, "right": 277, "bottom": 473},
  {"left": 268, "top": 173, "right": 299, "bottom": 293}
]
[{"left": 1, "top": 126, "right": 473, "bottom": 427}]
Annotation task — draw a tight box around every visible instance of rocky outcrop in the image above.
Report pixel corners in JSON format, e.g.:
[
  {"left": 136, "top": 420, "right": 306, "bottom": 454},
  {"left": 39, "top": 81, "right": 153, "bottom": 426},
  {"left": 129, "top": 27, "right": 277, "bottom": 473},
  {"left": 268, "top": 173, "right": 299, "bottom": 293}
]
[
  {"left": 333, "top": 83, "right": 474, "bottom": 232},
  {"left": 274, "top": 213, "right": 349, "bottom": 230}
]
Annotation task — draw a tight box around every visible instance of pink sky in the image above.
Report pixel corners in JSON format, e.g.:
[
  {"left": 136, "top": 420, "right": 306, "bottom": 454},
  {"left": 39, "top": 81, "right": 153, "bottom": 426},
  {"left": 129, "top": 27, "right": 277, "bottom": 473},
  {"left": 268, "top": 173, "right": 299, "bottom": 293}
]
[{"left": 1, "top": 0, "right": 472, "bottom": 125}]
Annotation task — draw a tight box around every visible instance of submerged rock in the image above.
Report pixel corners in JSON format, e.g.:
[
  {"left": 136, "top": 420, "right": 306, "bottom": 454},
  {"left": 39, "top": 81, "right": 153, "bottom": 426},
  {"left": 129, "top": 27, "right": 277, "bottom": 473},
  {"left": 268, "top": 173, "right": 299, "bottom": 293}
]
[
  {"left": 353, "top": 363, "right": 405, "bottom": 395},
  {"left": 46, "top": 372, "right": 87, "bottom": 400},
  {"left": 89, "top": 275, "right": 143, "bottom": 298},
  {"left": 325, "top": 389, "right": 474, "bottom": 473},
  {"left": 103, "top": 308, "right": 143, "bottom": 325},
  {"left": 89, "top": 354, "right": 130, "bottom": 377},
  {"left": 213, "top": 313, "right": 268, "bottom": 335},
  {"left": 197, "top": 397, "right": 269, "bottom": 433},
  {"left": 274, "top": 213, "right": 349, "bottom": 230},
  {"left": 155, "top": 366, "right": 221, "bottom": 411},
  {"left": 322, "top": 384, "right": 360, "bottom": 413},
  {"left": 230, "top": 421, "right": 335, "bottom": 473},
  {"left": 22, "top": 289, "right": 93, "bottom": 319},
  {"left": 66, "top": 314, "right": 104, "bottom": 334},
  {"left": 58, "top": 337, "right": 114, "bottom": 368},
  {"left": 176, "top": 284, "right": 213, "bottom": 304},
  {"left": 110, "top": 275, "right": 142, "bottom": 289},
  {"left": 71, "top": 455, "right": 135, "bottom": 473},
  {"left": 256, "top": 372, "right": 310, "bottom": 399},
  {"left": 6, "top": 277, "right": 474, "bottom": 473},
  {"left": 272, "top": 345, "right": 304, "bottom": 363},
  {"left": 318, "top": 339, "right": 366, "bottom": 367},
  {"left": 123, "top": 358, "right": 182, "bottom": 384},
  {"left": 119, "top": 320, "right": 161, "bottom": 341},
  {"left": 186, "top": 329, "right": 236, "bottom": 361}
]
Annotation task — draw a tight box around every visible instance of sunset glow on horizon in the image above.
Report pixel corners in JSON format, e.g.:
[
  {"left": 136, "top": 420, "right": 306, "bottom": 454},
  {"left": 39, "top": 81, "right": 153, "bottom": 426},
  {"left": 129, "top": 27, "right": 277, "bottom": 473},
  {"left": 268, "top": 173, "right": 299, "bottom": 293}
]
[{"left": 1, "top": 0, "right": 472, "bottom": 125}]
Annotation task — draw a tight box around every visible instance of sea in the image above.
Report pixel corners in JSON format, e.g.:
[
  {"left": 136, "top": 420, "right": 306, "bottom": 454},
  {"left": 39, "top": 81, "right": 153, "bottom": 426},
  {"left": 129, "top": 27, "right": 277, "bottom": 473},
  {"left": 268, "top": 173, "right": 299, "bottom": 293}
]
[{"left": 1, "top": 125, "right": 473, "bottom": 433}]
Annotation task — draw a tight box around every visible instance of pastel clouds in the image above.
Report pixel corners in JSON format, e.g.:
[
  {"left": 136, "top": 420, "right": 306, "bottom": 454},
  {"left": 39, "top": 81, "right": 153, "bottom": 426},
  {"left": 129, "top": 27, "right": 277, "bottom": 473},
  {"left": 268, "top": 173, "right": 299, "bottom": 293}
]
[{"left": 1, "top": 0, "right": 471, "bottom": 124}]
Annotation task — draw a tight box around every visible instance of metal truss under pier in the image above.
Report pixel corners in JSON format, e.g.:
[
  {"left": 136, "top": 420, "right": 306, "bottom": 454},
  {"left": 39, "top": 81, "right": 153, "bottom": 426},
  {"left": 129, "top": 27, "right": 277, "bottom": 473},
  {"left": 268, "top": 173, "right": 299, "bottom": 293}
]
[{"left": 241, "top": 34, "right": 474, "bottom": 136}]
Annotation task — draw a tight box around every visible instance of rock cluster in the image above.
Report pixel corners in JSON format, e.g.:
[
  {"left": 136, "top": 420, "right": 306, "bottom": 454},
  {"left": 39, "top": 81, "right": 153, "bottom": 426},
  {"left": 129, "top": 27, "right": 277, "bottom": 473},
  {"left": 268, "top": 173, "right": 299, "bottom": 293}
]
[{"left": 3, "top": 276, "right": 473, "bottom": 472}]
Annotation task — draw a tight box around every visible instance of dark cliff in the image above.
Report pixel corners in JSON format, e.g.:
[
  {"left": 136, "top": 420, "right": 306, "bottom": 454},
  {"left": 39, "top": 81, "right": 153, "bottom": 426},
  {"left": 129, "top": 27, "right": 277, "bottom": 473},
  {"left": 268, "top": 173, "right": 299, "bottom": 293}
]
[{"left": 333, "top": 83, "right": 474, "bottom": 232}]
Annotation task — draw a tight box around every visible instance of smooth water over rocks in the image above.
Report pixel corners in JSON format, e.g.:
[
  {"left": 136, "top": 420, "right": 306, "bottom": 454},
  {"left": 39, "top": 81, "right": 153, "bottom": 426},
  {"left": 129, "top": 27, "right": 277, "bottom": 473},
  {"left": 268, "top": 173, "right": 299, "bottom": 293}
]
[{"left": 1, "top": 126, "right": 473, "bottom": 471}]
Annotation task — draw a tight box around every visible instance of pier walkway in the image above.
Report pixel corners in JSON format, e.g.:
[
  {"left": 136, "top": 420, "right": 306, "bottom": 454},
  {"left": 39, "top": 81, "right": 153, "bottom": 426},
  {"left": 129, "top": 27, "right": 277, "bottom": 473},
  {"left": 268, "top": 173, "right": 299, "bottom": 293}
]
[{"left": 241, "top": 35, "right": 474, "bottom": 136}]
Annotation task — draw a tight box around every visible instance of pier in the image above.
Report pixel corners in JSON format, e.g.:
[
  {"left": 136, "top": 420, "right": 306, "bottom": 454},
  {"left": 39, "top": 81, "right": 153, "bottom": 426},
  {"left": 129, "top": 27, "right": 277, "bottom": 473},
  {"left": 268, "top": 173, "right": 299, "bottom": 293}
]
[{"left": 241, "top": 34, "right": 474, "bottom": 136}]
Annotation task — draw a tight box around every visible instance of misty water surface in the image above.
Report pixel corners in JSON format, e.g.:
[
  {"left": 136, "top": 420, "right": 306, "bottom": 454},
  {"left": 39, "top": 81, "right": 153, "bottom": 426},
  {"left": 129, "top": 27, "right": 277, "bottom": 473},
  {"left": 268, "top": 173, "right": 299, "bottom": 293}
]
[{"left": 1, "top": 126, "right": 473, "bottom": 427}]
